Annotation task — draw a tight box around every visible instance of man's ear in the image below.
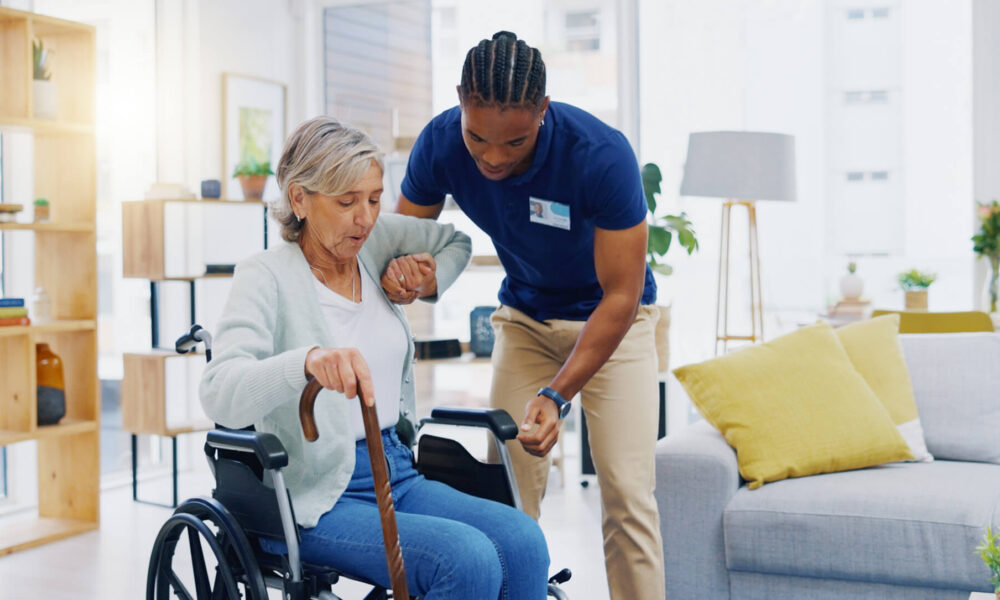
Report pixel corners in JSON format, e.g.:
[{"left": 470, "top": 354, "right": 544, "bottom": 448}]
[
  {"left": 538, "top": 96, "right": 551, "bottom": 123},
  {"left": 456, "top": 84, "right": 464, "bottom": 108}
]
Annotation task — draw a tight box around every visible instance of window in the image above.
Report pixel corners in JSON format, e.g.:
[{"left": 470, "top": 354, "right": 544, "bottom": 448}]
[
  {"left": 870, "top": 170, "right": 889, "bottom": 181},
  {"left": 323, "top": 2, "right": 432, "bottom": 154},
  {"left": 846, "top": 9, "right": 865, "bottom": 20},
  {"left": 872, "top": 7, "right": 890, "bottom": 19},
  {"left": 846, "top": 171, "right": 865, "bottom": 181},
  {"left": 0, "top": 448, "right": 6, "bottom": 500},
  {"left": 565, "top": 10, "right": 600, "bottom": 51}
]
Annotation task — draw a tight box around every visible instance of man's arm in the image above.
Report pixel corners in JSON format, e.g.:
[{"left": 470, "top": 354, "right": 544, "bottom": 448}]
[
  {"left": 517, "top": 220, "right": 648, "bottom": 456},
  {"left": 397, "top": 194, "right": 445, "bottom": 220}
]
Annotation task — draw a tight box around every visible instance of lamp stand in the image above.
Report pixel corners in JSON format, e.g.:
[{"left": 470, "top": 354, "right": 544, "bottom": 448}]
[{"left": 715, "top": 200, "right": 764, "bottom": 355}]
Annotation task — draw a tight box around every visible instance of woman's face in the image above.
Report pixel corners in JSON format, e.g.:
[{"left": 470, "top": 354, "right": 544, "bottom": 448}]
[
  {"left": 293, "top": 162, "right": 383, "bottom": 262},
  {"left": 459, "top": 99, "right": 548, "bottom": 181}
]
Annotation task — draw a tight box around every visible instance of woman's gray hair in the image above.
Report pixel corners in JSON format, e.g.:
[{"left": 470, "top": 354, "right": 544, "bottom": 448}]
[{"left": 272, "top": 116, "right": 384, "bottom": 242}]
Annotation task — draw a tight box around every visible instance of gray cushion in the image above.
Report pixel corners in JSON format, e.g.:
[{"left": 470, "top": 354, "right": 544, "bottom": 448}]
[
  {"left": 899, "top": 333, "right": 1000, "bottom": 463},
  {"left": 723, "top": 460, "right": 1000, "bottom": 590}
]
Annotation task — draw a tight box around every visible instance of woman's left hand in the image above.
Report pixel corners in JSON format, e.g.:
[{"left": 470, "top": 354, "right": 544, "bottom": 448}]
[{"left": 381, "top": 253, "right": 437, "bottom": 304}]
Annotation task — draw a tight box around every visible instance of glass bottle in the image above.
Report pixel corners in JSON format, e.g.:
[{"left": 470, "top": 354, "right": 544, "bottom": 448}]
[{"left": 32, "top": 286, "right": 52, "bottom": 324}]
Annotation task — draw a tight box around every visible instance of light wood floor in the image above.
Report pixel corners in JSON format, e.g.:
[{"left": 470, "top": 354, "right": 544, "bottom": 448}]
[{"left": 0, "top": 435, "right": 609, "bottom": 600}]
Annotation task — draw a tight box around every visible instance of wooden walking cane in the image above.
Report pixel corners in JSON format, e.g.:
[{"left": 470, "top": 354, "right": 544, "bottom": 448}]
[{"left": 300, "top": 377, "right": 410, "bottom": 599}]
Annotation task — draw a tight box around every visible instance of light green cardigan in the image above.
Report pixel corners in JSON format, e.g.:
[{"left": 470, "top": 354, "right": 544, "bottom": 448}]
[{"left": 200, "top": 213, "right": 471, "bottom": 527}]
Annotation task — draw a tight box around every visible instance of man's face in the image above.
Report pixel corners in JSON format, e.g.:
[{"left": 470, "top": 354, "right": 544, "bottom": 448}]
[{"left": 459, "top": 102, "right": 546, "bottom": 181}]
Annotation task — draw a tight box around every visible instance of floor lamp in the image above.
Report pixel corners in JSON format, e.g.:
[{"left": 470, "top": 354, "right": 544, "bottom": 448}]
[{"left": 679, "top": 132, "right": 797, "bottom": 355}]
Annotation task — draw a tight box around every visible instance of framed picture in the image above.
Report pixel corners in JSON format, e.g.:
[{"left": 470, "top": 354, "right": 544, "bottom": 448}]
[{"left": 222, "top": 73, "right": 286, "bottom": 201}]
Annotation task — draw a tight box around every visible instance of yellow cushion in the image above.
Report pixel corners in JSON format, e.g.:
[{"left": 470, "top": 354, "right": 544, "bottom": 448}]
[
  {"left": 835, "top": 314, "right": 933, "bottom": 461},
  {"left": 673, "top": 322, "right": 913, "bottom": 489}
]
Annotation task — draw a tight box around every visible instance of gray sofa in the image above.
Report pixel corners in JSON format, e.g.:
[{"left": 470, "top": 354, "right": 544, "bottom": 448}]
[{"left": 656, "top": 332, "right": 1000, "bottom": 599}]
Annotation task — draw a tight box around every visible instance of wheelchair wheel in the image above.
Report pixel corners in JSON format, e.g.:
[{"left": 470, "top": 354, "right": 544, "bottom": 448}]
[{"left": 147, "top": 496, "right": 268, "bottom": 600}]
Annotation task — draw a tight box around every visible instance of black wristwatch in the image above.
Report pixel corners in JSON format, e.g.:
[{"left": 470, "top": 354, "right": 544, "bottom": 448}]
[{"left": 538, "top": 387, "right": 571, "bottom": 420}]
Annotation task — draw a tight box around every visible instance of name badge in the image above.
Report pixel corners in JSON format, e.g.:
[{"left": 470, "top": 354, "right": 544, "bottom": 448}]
[{"left": 528, "top": 197, "right": 571, "bottom": 230}]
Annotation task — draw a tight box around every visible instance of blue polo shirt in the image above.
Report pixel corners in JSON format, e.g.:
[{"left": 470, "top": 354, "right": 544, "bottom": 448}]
[{"left": 401, "top": 101, "right": 656, "bottom": 322}]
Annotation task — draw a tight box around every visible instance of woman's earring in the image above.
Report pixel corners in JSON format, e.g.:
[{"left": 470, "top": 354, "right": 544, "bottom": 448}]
[
  {"left": 540, "top": 118, "right": 545, "bottom": 126},
  {"left": 295, "top": 213, "right": 303, "bottom": 223}
]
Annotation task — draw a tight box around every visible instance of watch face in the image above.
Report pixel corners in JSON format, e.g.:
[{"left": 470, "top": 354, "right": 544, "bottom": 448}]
[{"left": 558, "top": 400, "right": 572, "bottom": 419}]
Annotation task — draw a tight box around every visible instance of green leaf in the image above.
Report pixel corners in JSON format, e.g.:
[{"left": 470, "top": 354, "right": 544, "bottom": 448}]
[
  {"left": 650, "top": 262, "right": 673, "bottom": 276},
  {"left": 648, "top": 226, "right": 672, "bottom": 256},
  {"left": 641, "top": 163, "right": 662, "bottom": 196}
]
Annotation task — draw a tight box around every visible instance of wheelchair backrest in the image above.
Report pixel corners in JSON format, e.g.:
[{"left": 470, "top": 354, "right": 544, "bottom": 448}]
[{"left": 204, "top": 432, "right": 299, "bottom": 543}]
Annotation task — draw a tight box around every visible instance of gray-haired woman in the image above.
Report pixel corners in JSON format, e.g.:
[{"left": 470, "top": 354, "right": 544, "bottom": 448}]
[{"left": 201, "top": 116, "right": 550, "bottom": 598}]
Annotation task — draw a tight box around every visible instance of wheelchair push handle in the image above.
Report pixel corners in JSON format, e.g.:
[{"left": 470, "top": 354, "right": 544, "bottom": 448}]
[{"left": 298, "top": 377, "right": 410, "bottom": 599}]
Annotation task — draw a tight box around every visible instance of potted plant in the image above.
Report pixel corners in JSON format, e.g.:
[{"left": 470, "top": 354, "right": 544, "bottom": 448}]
[
  {"left": 974, "top": 525, "right": 1000, "bottom": 599},
  {"left": 972, "top": 200, "right": 1000, "bottom": 317},
  {"left": 232, "top": 157, "right": 273, "bottom": 201},
  {"left": 641, "top": 162, "right": 699, "bottom": 372},
  {"left": 33, "top": 197, "right": 50, "bottom": 223},
  {"left": 32, "top": 38, "right": 56, "bottom": 120},
  {"left": 897, "top": 269, "right": 937, "bottom": 311}
]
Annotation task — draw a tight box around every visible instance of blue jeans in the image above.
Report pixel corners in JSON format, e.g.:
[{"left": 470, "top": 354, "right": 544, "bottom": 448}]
[{"left": 261, "top": 429, "right": 550, "bottom": 599}]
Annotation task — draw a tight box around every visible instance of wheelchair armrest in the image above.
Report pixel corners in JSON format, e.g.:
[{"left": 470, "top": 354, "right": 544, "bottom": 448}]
[
  {"left": 422, "top": 407, "right": 519, "bottom": 441},
  {"left": 205, "top": 429, "right": 289, "bottom": 470}
]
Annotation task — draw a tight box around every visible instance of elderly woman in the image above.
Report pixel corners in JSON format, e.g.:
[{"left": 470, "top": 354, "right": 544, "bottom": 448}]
[{"left": 201, "top": 116, "right": 550, "bottom": 599}]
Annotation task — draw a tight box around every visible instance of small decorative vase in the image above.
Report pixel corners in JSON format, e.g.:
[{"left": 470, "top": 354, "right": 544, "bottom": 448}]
[
  {"left": 839, "top": 262, "right": 864, "bottom": 300},
  {"left": 469, "top": 306, "right": 497, "bottom": 357},
  {"left": 36, "top": 343, "right": 66, "bottom": 426},
  {"left": 237, "top": 175, "right": 268, "bottom": 200},
  {"left": 987, "top": 256, "right": 999, "bottom": 314},
  {"left": 905, "top": 290, "right": 928, "bottom": 311},
  {"left": 33, "top": 79, "right": 57, "bottom": 120}
]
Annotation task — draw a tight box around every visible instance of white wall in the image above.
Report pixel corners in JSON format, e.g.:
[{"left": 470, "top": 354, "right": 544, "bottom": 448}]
[{"left": 973, "top": 0, "right": 1000, "bottom": 304}]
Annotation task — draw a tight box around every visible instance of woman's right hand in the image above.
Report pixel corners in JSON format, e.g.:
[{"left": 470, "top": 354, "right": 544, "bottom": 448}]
[{"left": 305, "top": 347, "right": 375, "bottom": 406}]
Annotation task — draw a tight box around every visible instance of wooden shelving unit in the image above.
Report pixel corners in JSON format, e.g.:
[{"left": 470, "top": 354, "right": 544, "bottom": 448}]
[
  {"left": 121, "top": 197, "right": 265, "bottom": 505},
  {"left": 0, "top": 7, "right": 98, "bottom": 556}
]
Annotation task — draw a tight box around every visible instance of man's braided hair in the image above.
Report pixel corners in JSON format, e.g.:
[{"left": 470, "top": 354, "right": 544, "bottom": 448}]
[{"left": 459, "top": 31, "right": 546, "bottom": 109}]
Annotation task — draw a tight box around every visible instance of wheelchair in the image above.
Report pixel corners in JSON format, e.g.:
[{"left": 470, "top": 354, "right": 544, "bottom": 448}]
[{"left": 145, "top": 325, "right": 571, "bottom": 599}]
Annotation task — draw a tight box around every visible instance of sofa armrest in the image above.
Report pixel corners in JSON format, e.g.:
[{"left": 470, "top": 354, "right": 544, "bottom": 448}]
[{"left": 656, "top": 420, "right": 740, "bottom": 599}]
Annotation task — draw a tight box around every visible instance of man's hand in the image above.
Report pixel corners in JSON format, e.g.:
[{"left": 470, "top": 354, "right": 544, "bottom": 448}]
[
  {"left": 381, "top": 253, "right": 437, "bottom": 305},
  {"left": 304, "top": 347, "right": 375, "bottom": 406},
  {"left": 517, "top": 394, "right": 561, "bottom": 457}
]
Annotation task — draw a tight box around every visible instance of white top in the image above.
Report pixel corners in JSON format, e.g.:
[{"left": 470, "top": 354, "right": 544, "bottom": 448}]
[{"left": 314, "top": 265, "right": 407, "bottom": 440}]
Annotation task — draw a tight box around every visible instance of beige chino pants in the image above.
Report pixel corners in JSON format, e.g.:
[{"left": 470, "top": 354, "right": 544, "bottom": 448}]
[{"left": 489, "top": 305, "right": 666, "bottom": 600}]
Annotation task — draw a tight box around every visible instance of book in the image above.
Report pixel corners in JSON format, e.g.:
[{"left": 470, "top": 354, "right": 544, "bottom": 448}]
[
  {"left": 0, "top": 316, "right": 30, "bottom": 326},
  {"left": 0, "top": 298, "right": 25, "bottom": 308},
  {"left": 0, "top": 306, "right": 29, "bottom": 318}
]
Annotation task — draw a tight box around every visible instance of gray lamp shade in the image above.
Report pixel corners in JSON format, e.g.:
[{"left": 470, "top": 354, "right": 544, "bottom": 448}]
[{"left": 680, "top": 131, "right": 797, "bottom": 202}]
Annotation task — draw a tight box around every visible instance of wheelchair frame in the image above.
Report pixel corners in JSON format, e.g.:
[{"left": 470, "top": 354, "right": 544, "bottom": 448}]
[{"left": 146, "top": 326, "right": 570, "bottom": 599}]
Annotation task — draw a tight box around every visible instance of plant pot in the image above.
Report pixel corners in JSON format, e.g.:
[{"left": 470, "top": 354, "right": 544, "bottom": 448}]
[
  {"left": 237, "top": 175, "right": 268, "bottom": 201},
  {"left": 36, "top": 342, "right": 66, "bottom": 426},
  {"left": 33, "top": 79, "right": 57, "bottom": 120},
  {"left": 33, "top": 203, "right": 50, "bottom": 223},
  {"left": 839, "top": 272, "right": 864, "bottom": 300},
  {"left": 654, "top": 304, "right": 672, "bottom": 373},
  {"left": 904, "top": 290, "right": 928, "bottom": 311}
]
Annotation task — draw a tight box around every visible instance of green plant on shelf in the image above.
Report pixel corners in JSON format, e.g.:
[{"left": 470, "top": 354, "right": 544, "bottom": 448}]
[
  {"left": 641, "top": 162, "right": 698, "bottom": 276},
  {"left": 232, "top": 157, "right": 274, "bottom": 178},
  {"left": 32, "top": 38, "right": 51, "bottom": 81},
  {"left": 974, "top": 525, "right": 1000, "bottom": 593},
  {"left": 897, "top": 269, "right": 937, "bottom": 291}
]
